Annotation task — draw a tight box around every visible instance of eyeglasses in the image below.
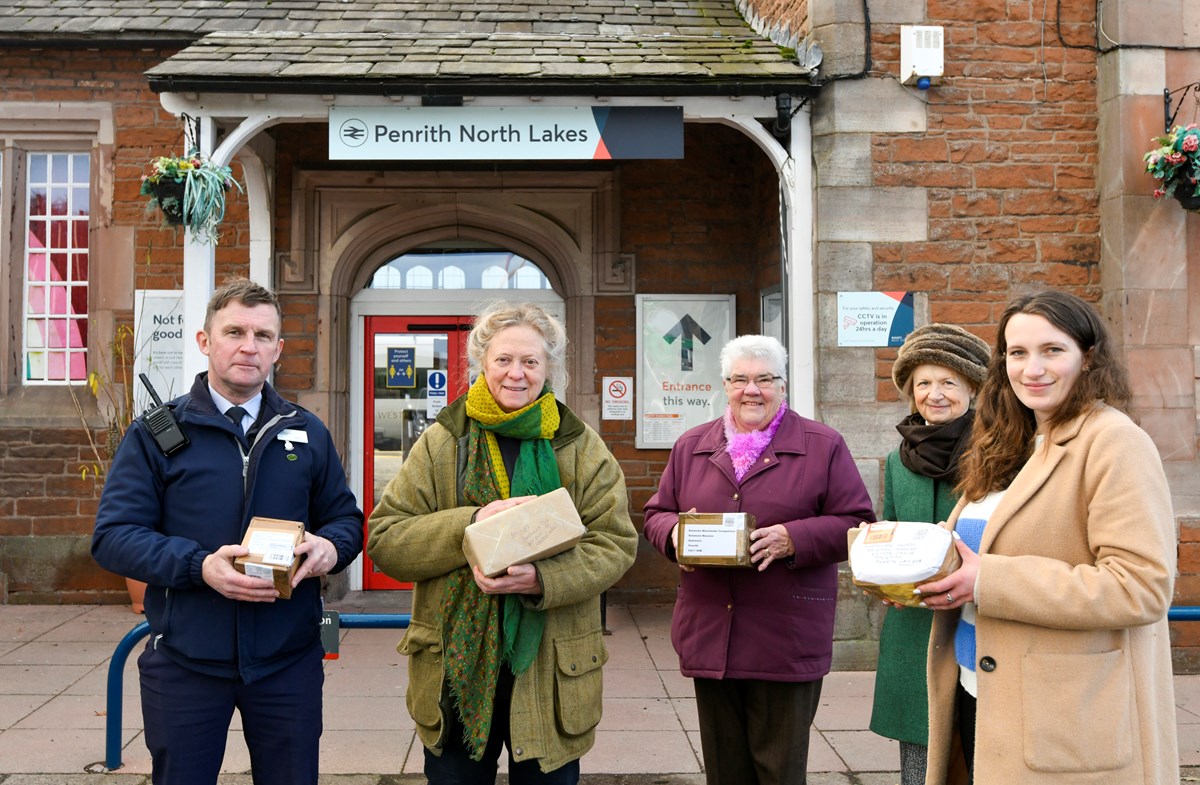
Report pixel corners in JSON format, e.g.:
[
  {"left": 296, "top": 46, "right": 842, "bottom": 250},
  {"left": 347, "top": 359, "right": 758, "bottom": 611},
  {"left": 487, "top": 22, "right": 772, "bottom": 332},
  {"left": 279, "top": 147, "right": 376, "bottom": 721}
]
[{"left": 725, "top": 374, "right": 783, "bottom": 390}]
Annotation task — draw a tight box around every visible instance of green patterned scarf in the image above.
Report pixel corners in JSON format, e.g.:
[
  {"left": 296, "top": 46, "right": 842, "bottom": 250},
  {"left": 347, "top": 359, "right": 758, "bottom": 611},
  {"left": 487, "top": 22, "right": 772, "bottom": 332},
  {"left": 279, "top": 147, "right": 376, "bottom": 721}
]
[{"left": 441, "top": 373, "right": 561, "bottom": 759}]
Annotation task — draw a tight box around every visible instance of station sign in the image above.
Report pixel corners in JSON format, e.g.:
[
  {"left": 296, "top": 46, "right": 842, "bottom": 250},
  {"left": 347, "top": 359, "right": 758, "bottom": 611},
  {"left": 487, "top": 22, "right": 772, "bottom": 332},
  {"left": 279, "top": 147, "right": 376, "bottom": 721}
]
[{"left": 329, "top": 106, "right": 683, "bottom": 160}]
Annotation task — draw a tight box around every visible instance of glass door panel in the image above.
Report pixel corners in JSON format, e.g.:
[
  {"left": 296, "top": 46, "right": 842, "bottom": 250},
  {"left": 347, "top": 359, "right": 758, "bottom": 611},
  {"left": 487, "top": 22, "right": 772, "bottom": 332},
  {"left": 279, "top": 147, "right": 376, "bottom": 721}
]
[{"left": 363, "top": 315, "right": 471, "bottom": 589}]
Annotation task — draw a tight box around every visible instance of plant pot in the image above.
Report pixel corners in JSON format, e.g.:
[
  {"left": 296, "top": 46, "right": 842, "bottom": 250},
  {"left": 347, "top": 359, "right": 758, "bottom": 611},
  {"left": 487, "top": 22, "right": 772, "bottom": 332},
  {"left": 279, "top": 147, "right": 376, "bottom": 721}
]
[
  {"left": 125, "top": 577, "right": 146, "bottom": 614},
  {"left": 1174, "top": 188, "right": 1200, "bottom": 212},
  {"left": 152, "top": 179, "right": 186, "bottom": 225}
]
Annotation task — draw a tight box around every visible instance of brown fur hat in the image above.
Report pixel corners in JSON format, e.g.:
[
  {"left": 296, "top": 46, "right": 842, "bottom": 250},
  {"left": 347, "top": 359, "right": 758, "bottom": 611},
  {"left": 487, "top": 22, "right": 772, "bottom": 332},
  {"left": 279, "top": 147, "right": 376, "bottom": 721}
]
[{"left": 892, "top": 323, "right": 991, "bottom": 394}]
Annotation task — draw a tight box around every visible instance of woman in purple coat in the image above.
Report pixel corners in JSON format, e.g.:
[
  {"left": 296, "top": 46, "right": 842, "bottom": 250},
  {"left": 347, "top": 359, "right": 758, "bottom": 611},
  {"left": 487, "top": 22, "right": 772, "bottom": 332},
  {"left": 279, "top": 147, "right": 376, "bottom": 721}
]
[{"left": 644, "top": 335, "right": 875, "bottom": 785}]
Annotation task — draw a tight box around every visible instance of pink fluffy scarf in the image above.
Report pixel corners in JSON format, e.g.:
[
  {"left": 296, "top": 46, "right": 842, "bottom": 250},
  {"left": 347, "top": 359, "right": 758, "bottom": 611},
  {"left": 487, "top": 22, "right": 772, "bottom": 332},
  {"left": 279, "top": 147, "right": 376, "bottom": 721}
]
[{"left": 723, "top": 397, "right": 788, "bottom": 482}]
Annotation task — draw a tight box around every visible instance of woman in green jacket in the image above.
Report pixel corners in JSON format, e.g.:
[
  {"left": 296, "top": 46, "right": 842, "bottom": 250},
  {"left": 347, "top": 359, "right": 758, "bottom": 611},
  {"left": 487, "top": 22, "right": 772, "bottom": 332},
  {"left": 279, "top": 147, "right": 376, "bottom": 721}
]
[
  {"left": 869, "top": 323, "right": 989, "bottom": 785},
  {"left": 367, "top": 302, "right": 638, "bottom": 785}
]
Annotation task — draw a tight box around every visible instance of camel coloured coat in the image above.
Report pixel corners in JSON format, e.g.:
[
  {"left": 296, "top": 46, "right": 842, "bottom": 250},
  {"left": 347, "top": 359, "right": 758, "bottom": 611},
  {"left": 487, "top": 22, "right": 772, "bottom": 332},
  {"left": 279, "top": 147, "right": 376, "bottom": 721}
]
[{"left": 926, "top": 404, "right": 1178, "bottom": 785}]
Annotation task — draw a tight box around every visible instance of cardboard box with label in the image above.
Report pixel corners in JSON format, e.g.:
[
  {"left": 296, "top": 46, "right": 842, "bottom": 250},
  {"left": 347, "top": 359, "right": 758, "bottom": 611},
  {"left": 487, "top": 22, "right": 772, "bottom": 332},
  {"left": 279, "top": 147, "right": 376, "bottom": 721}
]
[
  {"left": 233, "top": 517, "right": 304, "bottom": 599},
  {"left": 848, "top": 520, "right": 961, "bottom": 607},
  {"left": 676, "top": 512, "right": 757, "bottom": 567},
  {"left": 463, "top": 487, "right": 587, "bottom": 578}
]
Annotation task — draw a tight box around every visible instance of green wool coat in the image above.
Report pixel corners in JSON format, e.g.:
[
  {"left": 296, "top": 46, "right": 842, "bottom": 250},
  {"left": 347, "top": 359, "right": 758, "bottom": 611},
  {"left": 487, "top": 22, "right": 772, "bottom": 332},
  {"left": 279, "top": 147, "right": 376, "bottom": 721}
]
[
  {"left": 366, "top": 396, "right": 638, "bottom": 773},
  {"left": 868, "top": 448, "right": 959, "bottom": 746}
]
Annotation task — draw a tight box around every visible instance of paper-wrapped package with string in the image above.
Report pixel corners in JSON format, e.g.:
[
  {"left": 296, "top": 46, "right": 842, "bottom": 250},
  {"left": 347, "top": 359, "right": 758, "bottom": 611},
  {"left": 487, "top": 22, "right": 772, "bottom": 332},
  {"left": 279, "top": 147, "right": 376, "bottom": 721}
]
[
  {"left": 463, "top": 487, "right": 587, "bottom": 578},
  {"left": 848, "top": 521, "right": 961, "bottom": 607}
]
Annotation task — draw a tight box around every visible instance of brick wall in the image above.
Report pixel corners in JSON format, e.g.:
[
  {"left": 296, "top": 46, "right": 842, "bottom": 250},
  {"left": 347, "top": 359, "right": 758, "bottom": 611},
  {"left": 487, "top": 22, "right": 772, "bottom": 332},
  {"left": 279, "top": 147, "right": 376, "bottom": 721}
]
[
  {"left": 738, "top": 0, "right": 809, "bottom": 45},
  {"left": 812, "top": 0, "right": 1198, "bottom": 669},
  {"left": 603, "top": 124, "right": 781, "bottom": 598},
  {"left": 863, "top": 3, "right": 1101, "bottom": 409},
  {"left": 0, "top": 47, "right": 253, "bottom": 601},
  {"left": 870, "top": 0, "right": 1101, "bottom": 332}
]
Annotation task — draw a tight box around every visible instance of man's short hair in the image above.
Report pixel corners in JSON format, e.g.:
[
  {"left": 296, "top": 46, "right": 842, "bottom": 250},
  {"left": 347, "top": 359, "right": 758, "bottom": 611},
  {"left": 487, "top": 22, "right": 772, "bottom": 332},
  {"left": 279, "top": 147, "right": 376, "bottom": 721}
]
[{"left": 204, "top": 278, "right": 282, "bottom": 333}]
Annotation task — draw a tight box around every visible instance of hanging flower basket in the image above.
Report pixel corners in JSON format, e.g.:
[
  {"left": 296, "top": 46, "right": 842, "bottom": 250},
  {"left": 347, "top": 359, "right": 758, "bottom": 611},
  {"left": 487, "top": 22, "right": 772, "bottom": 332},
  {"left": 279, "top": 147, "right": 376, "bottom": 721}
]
[
  {"left": 1174, "top": 172, "right": 1200, "bottom": 211},
  {"left": 1144, "top": 124, "right": 1200, "bottom": 212},
  {"left": 151, "top": 178, "right": 186, "bottom": 225},
  {"left": 139, "top": 150, "right": 243, "bottom": 244}
]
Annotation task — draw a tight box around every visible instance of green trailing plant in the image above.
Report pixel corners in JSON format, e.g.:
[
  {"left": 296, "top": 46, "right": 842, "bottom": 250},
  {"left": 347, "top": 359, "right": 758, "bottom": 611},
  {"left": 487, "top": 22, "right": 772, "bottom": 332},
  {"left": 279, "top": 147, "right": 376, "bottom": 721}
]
[{"left": 140, "top": 149, "right": 243, "bottom": 244}]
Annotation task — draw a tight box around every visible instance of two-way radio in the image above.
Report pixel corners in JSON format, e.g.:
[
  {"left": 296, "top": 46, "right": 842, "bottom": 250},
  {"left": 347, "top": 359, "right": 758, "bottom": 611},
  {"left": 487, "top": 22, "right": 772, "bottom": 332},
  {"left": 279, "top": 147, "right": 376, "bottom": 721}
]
[{"left": 138, "top": 373, "right": 189, "bottom": 456}]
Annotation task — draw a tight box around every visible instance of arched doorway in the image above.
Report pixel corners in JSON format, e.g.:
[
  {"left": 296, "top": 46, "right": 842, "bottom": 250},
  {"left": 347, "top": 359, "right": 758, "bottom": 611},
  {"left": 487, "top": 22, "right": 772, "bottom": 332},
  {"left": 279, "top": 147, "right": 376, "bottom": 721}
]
[
  {"left": 286, "top": 168, "right": 621, "bottom": 591},
  {"left": 350, "top": 245, "right": 564, "bottom": 590}
]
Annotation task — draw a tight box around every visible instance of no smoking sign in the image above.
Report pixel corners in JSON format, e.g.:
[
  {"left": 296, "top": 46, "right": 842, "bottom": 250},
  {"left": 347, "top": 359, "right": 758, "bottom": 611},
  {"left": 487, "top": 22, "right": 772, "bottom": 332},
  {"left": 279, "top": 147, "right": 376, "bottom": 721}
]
[{"left": 602, "top": 376, "right": 633, "bottom": 420}]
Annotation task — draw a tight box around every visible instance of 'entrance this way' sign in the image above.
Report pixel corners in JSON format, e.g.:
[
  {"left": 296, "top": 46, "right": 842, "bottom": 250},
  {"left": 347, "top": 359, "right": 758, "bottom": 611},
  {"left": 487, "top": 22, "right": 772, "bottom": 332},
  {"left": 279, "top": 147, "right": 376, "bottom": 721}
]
[{"left": 635, "top": 294, "right": 734, "bottom": 449}]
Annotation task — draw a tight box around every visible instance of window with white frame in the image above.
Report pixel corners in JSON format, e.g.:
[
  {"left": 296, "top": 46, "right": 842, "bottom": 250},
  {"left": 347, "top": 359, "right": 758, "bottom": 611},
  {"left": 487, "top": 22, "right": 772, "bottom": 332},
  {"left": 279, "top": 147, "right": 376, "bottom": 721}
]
[
  {"left": 367, "top": 245, "right": 552, "bottom": 291},
  {"left": 480, "top": 264, "right": 509, "bottom": 289},
  {"left": 439, "top": 265, "right": 465, "bottom": 289},
  {"left": 405, "top": 264, "right": 433, "bottom": 290},
  {"left": 23, "top": 151, "right": 91, "bottom": 384}
]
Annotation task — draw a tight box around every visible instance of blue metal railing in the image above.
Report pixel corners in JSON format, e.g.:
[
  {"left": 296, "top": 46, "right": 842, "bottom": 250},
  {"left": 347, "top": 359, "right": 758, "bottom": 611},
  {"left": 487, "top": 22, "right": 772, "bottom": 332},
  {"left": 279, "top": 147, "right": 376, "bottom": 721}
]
[
  {"left": 105, "top": 606, "right": 1200, "bottom": 771},
  {"left": 104, "top": 613, "right": 410, "bottom": 771}
]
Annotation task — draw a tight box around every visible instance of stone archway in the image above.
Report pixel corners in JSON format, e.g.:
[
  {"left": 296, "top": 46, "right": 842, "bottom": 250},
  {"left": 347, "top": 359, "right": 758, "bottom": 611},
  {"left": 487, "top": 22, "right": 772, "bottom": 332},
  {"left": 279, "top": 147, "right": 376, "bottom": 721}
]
[{"left": 278, "top": 168, "right": 622, "bottom": 446}]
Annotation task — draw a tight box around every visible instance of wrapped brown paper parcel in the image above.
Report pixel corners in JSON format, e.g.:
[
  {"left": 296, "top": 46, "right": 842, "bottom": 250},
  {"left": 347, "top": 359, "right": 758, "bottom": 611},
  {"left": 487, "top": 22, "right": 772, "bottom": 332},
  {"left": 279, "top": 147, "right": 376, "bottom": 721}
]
[
  {"left": 233, "top": 516, "right": 304, "bottom": 599},
  {"left": 676, "top": 512, "right": 756, "bottom": 568},
  {"left": 848, "top": 521, "right": 961, "bottom": 607},
  {"left": 463, "top": 487, "right": 587, "bottom": 578}
]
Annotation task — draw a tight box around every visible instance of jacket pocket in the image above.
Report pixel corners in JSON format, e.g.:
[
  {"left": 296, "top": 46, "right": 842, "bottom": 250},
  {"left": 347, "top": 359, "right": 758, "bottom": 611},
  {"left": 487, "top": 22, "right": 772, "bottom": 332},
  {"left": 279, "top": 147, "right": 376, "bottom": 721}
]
[
  {"left": 399, "top": 620, "right": 444, "bottom": 731},
  {"left": 554, "top": 629, "right": 607, "bottom": 736},
  {"left": 1021, "top": 649, "right": 1132, "bottom": 772}
]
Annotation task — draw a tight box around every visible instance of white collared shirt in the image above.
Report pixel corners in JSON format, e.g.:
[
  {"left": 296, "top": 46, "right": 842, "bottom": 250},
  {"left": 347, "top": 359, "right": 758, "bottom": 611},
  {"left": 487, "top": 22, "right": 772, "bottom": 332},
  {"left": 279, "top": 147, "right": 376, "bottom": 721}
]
[{"left": 209, "top": 386, "right": 263, "bottom": 434}]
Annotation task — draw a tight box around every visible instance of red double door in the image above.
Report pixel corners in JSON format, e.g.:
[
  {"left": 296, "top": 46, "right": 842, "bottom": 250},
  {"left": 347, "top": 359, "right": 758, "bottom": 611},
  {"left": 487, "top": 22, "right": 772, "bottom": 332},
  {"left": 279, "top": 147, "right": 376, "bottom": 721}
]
[{"left": 361, "top": 315, "right": 471, "bottom": 589}]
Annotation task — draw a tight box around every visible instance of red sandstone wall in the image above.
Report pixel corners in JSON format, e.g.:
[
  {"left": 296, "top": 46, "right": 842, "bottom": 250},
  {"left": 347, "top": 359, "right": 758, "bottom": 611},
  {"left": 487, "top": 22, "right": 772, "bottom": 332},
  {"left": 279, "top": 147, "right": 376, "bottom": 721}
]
[{"left": 866, "top": 0, "right": 1101, "bottom": 406}]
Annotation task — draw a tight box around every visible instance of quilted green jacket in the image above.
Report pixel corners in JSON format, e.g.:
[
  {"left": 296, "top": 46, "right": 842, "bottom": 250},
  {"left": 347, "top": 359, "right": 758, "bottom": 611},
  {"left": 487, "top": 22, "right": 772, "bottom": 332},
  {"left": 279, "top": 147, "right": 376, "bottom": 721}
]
[{"left": 366, "top": 396, "right": 637, "bottom": 772}]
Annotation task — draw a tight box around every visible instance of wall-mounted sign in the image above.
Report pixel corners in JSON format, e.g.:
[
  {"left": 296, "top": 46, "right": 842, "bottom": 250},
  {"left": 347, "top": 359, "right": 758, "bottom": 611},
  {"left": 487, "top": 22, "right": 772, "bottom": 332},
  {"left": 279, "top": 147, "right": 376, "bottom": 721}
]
[
  {"left": 386, "top": 347, "right": 416, "bottom": 389},
  {"left": 636, "top": 294, "right": 735, "bottom": 449},
  {"left": 426, "top": 370, "right": 448, "bottom": 418},
  {"left": 133, "top": 290, "right": 186, "bottom": 413},
  {"left": 837, "top": 292, "right": 915, "bottom": 347},
  {"left": 602, "top": 376, "right": 633, "bottom": 421},
  {"left": 329, "top": 106, "right": 683, "bottom": 160}
]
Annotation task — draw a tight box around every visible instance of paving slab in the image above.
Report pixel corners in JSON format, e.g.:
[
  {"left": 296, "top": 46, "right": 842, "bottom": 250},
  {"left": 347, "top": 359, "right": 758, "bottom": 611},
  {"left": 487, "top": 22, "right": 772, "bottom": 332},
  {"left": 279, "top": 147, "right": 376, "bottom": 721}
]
[
  {"left": 0, "top": 664, "right": 94, "bottom": 695},
  {"left": 601, "top": 697, "right": 686, "bottom": 732},
  {"left": 0, "top": 641, "right": 120, "bottom": 667},
  {"left": 6, "top": 603, "right": 1200, "bottom": 782},
  {"left": 12, "top": 693, "right": 141, "bottom": 731},
  {"left": 0, "top": 727, "right": 139, "bottom": 774},
  {"left": 586, "top": 729, "right": 701, "bottom": 774}
]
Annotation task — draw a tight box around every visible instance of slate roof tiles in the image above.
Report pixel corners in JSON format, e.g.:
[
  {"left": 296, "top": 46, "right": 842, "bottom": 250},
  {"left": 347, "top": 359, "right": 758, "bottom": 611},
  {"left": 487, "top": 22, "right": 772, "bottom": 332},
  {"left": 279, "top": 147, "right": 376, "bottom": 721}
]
[{"left": 0, "top": 0, "right": 813, "bottom": 91}]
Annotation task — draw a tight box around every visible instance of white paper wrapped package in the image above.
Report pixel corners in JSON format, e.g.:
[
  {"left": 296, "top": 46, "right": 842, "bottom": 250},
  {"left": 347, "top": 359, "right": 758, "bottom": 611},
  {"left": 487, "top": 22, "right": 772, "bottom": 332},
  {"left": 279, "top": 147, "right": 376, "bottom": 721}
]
[
  {"left": 462, "top": 487, "right": 587, "bottom": 578},
  {"left": 847, "top": 521, "right": 961, "bottom": 607}
]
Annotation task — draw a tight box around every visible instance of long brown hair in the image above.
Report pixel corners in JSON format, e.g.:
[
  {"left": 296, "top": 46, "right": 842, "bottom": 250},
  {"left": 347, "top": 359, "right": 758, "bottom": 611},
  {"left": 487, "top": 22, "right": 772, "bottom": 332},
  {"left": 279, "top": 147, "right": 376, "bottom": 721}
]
[{"left": 956, "top": 291, "right": 1131, "bottom": 501}]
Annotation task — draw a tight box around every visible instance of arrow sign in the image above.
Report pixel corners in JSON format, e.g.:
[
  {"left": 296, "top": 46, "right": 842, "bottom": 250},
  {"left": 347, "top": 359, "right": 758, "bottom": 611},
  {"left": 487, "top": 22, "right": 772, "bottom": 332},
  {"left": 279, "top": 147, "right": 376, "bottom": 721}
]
[{"left": 662, "top": 315, "right": 712, "bottom": 372}]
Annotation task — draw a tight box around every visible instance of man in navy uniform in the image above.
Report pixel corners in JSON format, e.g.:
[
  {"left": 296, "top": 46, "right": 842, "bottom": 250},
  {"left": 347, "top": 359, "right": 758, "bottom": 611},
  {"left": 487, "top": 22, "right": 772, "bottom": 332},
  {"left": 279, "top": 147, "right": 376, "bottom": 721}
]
[{"left": 93, "top": 278, "right": 363, "bottom": 785}]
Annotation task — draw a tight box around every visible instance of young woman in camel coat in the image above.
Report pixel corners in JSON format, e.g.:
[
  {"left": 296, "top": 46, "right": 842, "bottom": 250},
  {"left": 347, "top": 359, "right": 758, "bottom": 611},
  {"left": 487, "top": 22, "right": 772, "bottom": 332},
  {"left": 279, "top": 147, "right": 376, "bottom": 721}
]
[{"left": 917, "top": 291, "right": 1178, "bottom": 785}]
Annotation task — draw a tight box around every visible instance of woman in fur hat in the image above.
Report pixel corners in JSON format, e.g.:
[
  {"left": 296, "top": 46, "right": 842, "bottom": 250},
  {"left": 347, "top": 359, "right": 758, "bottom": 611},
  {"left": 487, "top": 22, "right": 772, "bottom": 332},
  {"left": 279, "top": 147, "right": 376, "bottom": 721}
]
[{"left": 868, "top": 323, "right": 990, "bottom": 785}]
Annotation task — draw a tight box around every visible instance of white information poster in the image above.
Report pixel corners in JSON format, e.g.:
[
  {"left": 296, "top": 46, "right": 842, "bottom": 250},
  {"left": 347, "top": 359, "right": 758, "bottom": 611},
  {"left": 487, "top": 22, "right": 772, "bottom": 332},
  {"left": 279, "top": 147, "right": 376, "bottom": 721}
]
[
  {"left": 133, "top": 290, "right": 186, "bottom": 413},
  {"left": 426, "top": 370, "right": 448, "bottom": 418},
  {"left": 636, "top": 294, "right": 734, "bottom": 449},
  {"left": 836, "top": 291, "right": 915, "bottom": 347},
  {"left": 601, "top": 376, "right": 633, "bottom": 420}
]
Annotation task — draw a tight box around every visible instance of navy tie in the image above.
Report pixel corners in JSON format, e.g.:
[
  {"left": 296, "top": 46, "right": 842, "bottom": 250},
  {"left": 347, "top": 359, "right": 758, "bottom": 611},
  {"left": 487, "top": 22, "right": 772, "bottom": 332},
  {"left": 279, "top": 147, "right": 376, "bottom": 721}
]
[{"left": 225, "top": 406, "right": 248, "bottom": 443}]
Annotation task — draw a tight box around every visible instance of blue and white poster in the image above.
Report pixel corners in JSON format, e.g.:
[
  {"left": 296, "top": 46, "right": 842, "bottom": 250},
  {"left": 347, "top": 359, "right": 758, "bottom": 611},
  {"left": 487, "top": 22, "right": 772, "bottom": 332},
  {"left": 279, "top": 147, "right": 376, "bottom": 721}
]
[
  {"left": 426, "top": 370, "right": 447, "bottom": 418},
  {"left": 837, "top": 292, "right": 915, "bottom": 347},
  {"left": 386, "top": 347, "right": 416, "bottom": 388}
]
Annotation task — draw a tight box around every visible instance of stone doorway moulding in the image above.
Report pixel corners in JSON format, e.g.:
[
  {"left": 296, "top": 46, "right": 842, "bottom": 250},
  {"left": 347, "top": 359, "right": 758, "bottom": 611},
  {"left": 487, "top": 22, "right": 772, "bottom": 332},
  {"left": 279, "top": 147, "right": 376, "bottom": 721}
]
[{"left": 278, "top": 169, "right": 623, "bottom": 442}]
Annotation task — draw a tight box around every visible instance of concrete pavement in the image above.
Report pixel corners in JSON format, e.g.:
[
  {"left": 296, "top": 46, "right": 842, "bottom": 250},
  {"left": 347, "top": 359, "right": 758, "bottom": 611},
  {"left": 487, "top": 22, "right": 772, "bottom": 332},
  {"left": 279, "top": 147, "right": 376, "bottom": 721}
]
[{"left": 1, "top": 599, "right": 1198, "bottom": 784}]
